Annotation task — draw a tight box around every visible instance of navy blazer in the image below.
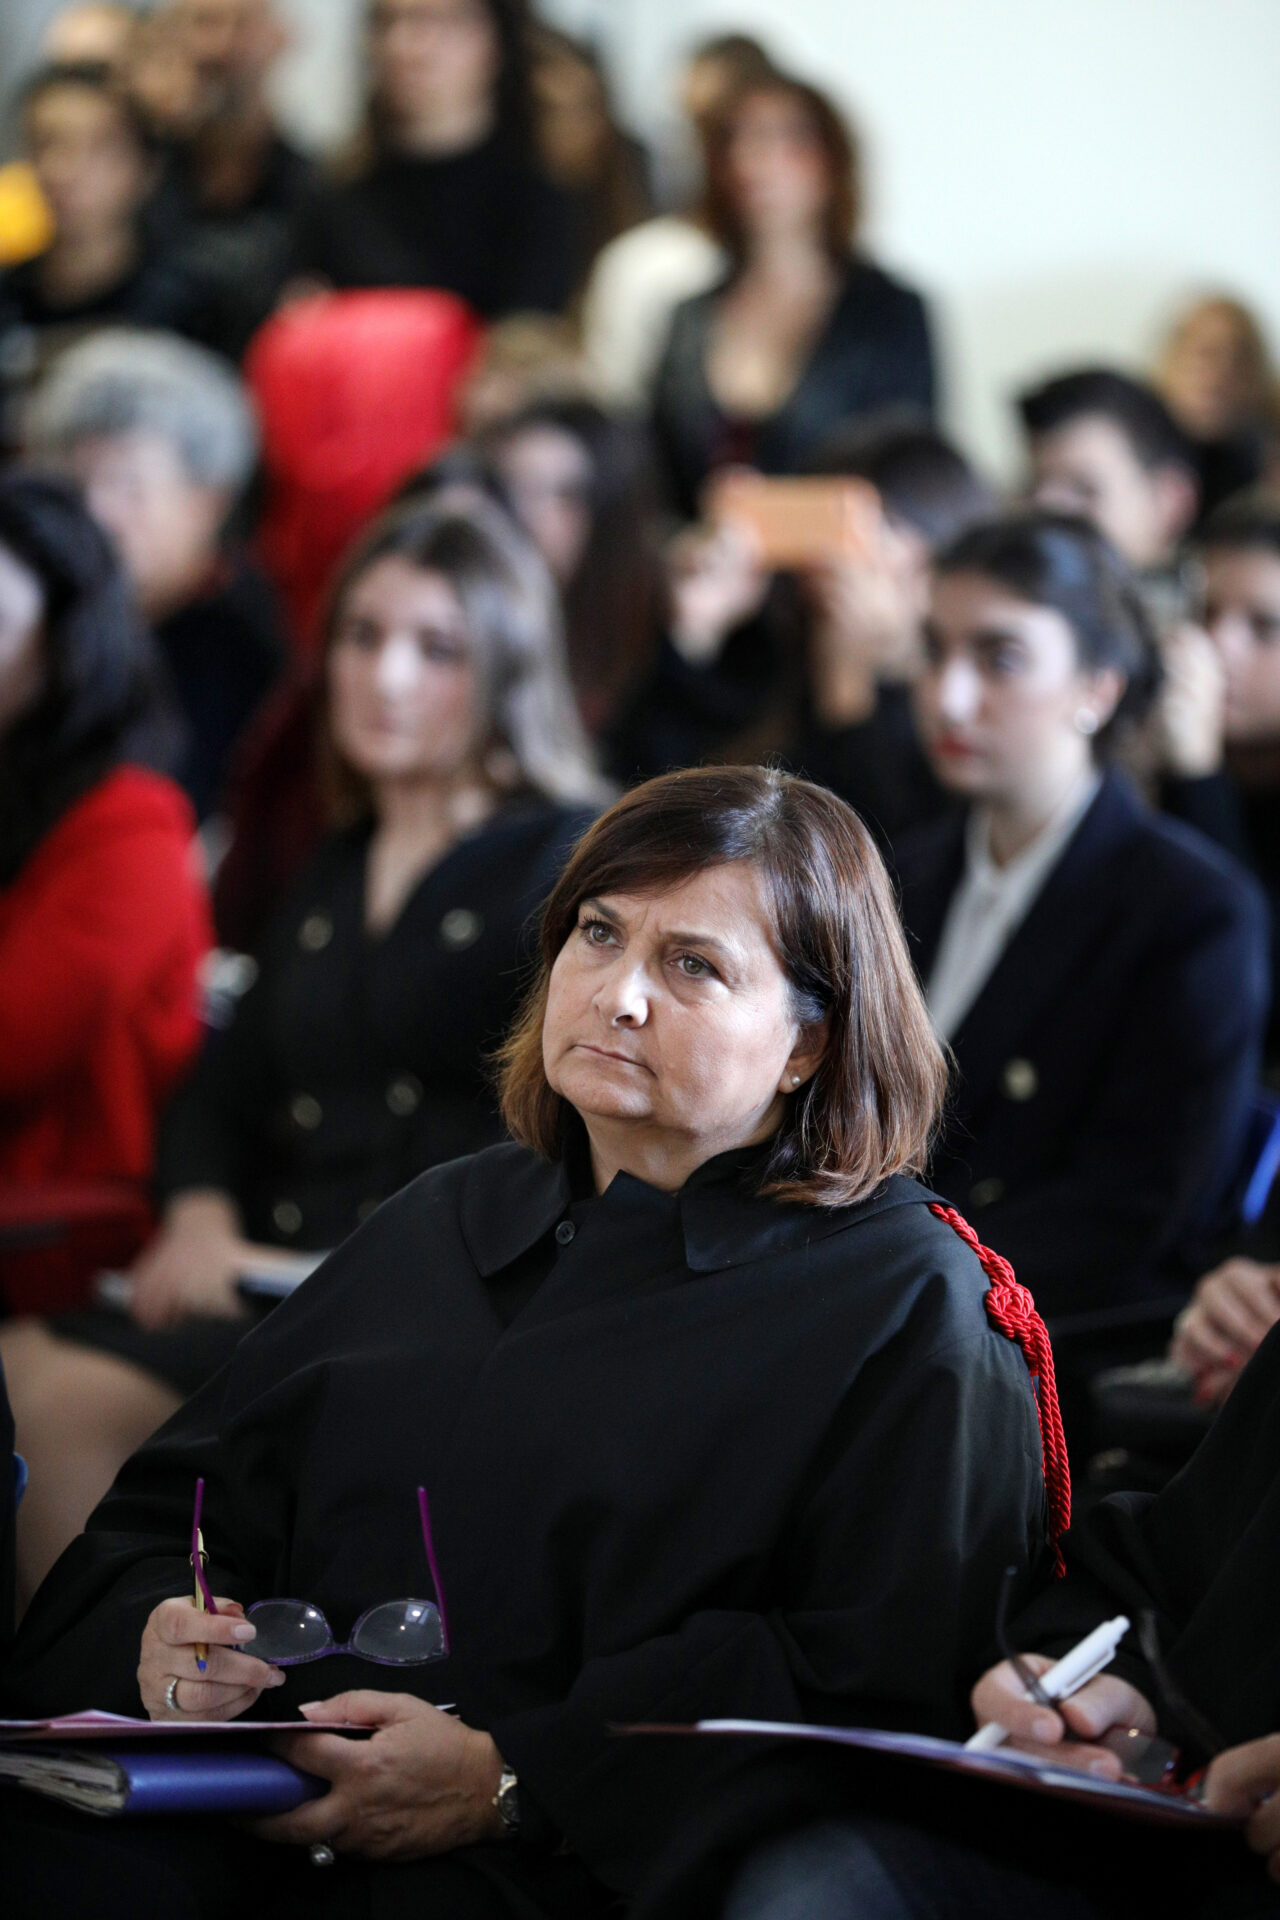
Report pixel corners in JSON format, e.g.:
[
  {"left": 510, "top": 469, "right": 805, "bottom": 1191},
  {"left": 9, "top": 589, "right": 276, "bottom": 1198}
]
[{"left": 895, "top": 770, "right": 1270, "bottom": 1318}]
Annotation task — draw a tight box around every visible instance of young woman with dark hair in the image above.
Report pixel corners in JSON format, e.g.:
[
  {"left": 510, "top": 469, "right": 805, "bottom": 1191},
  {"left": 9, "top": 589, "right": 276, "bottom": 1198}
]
[
  {"left": 896, "top": 509, "right": 1269, "bottom": 1320},
  {"left": 0, "top": 470, "right": 209, "bottom": 1316},
  {"left": 292, "top": 0, "right": 580, "bottom": 317},
  {"left": 1, "top": 492, "right": 603, "bottom": 1607},
  {"left": 5, "top": 764, "right": 1053, "bottom": 1920},
  {"left": 479, "top": 396, "right": 662, "bottom": 735},
  {"left": 651, "top": 72, "right": 936, "bottom": 517}
]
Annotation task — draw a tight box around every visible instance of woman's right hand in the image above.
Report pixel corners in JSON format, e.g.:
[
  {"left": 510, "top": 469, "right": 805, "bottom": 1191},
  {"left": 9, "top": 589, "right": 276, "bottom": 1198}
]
[
  {"left": 126, "top": 1192, "right": 252, "bottom": 1330},
  {"left": 1157, "top": 621, "right": 1226, "bottom": 777},
  {"left": 1170, "top": 1257, "right": 1280, "bottom": 1402},
  {"left": 970, "top": 1653, "right": 1156, "bottom": 1775},
  {"left": 666, "top": 522, "right": 771, "bottom": 665},
  {"left": 138, "top": 1595, "right": 286, "bottom": 1721}
]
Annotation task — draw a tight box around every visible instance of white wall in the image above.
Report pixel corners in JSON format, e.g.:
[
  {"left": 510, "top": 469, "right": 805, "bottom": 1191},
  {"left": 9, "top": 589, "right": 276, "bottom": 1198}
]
[{"left": 535, "top": 0, "right": 1280, "bottom": 479}]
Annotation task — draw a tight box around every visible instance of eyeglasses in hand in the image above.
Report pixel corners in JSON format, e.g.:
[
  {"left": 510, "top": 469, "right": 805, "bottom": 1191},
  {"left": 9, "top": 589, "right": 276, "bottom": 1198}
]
[{"left": 190, "top": 1478, "right": 451, "bottom": 1668}]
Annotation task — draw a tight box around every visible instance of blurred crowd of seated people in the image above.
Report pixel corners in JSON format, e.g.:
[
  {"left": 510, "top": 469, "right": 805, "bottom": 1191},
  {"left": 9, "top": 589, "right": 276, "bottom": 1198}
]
[{"left": 2, "top": 0, "right": 1280, "bottom": 1630}]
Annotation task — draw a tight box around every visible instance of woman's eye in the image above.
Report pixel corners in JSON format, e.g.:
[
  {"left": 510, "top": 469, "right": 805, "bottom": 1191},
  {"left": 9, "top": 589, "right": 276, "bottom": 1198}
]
[
  {"left": 675, "top": 953, "right": 714, "bottom": 979},
  {"left": 338, "top": 621, "right": 379, "bottom": 651},
  {"left": 578, "top": 918, "right": 616, "bottom": 947}
]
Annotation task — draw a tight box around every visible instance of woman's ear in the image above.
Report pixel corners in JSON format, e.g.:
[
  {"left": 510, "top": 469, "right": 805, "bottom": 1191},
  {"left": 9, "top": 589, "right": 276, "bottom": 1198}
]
[
  {"left": 1079, "top": 664, "right": 1126, "bottom": 734},
  {"left": 779, "top": 1018, "right": 830, "bottom": 1095}
]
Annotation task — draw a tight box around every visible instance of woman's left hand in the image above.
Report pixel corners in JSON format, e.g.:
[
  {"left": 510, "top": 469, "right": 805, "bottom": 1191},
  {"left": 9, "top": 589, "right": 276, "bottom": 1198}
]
[{"left": 254, "top": 1692, "right": 507, "bottom": 1861}]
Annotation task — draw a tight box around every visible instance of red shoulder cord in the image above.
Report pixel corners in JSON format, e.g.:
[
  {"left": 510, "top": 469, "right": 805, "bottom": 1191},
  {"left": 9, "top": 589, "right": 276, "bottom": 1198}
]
[{"left": 928, "top": 1202, "right": 1071, "bottom": 1576}]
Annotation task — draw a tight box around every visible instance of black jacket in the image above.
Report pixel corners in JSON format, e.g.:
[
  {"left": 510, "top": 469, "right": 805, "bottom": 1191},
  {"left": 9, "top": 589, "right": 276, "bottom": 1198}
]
[
  {"left": 895, "top": 771, "right": 1270, "bottom": 1317},
  {"left": 3, "top": 1140, "right": 1048, "bottom": 1902},
  {"left": 158, "top": 798, "right": 594, "bottom": 1251},
  {"left": 652, "top": 257, "right": 936, "bottom": 519},
  {"left": 1012, "top": 1317, "right": 1280, "bottom": 1763}
]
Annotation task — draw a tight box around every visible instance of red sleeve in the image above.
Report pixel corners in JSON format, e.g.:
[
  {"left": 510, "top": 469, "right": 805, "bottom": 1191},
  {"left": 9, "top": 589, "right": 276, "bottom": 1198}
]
[{"left": 0, "top": 771, "right": 211, "bottom": 1101}]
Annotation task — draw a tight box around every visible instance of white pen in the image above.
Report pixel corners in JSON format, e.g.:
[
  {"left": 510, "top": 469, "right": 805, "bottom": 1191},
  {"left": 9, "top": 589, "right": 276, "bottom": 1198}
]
[{"left": 965, "top": 1614, "right": 1131, "bottom": 1752}]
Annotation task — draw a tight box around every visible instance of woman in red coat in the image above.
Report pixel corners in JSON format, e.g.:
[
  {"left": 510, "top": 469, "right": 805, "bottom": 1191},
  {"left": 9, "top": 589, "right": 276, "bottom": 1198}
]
[{"left": 0, "top": 472, "right": 210, "bottom": 1580}]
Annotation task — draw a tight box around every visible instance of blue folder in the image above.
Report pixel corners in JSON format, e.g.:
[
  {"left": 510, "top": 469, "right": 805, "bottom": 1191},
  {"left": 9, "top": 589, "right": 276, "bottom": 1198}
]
[{"left": 0, "top": 1741, "right": 327, "bottom": 1817}]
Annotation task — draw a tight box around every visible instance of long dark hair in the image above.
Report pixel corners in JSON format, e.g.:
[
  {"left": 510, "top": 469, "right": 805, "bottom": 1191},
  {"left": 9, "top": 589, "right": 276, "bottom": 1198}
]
[
  {"left": 933, "top": 509, "right": 1164, "bottom": 747},
  {"left": 480, "top": 398, "right": 661, "bottom": 730},
  {"left": 0, "top": 471, "right": 182, "bottom": 883}
]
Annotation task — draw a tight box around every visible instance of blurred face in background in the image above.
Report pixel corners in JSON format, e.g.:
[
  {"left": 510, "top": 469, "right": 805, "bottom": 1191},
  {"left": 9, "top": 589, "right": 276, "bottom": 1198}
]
[
  {"left": 0, "top": 543, "right": 47, "bottom": 737},
  {"left": 368, "top": 0, "right": 501, "bottom": 134},
  {"left": 722, "top": 89, "right": 833, "bottom": 241},
  {"left": 65, "top": 431, "right": 227, "bottom": 623},
  {"left": 172, "top": 0, "right": 286, "bottom": 109},
  {"left": 328, "top": 557, "right": 484, "bottom": 790},
  {"left": 490, "top": 425, "right": 594, "bottom": 585},
  {"left": 43, "top": 3, "right": 136, "bottom": 68},
  {"left": 1202, "top": 544, "right": 1280, "bottom": 745},
  {"left": 1027, "top": 415, "right": 1193, "bottom": 572},
  {"left": 24, "top": 83, "right": 151, "bottom": 242},
  {"left": 915, "top": 569, "right": 1121, "bottom": 808},
  {"left": 1162, "top": 300, "right": 1271, "bottom": 442}
]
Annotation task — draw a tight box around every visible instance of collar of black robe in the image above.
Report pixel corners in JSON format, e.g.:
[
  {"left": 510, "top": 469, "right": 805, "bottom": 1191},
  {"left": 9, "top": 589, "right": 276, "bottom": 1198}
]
[{"left": 460, "top": 1128, "right": 935, "bottom": 1277}]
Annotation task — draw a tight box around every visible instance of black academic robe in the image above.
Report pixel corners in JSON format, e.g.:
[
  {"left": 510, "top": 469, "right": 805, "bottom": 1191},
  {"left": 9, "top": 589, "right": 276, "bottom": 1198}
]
[
  {"left": 3, "top": 1141, "right": 1048, "bottom": 1907},
  {"left": 895, "top": 770, "right": 1270, "bottom": 1320},
  {"left": 1012, "top": 1316, "right": 1280, "bottom": 1759}
]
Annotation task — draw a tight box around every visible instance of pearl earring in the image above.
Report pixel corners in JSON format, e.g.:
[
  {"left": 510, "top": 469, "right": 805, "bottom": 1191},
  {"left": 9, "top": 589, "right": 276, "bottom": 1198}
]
[
  {"left": 791, "top": 1074, "right": 801, "bottom": 1087},
  {"left": 1075, "top": 709, "right": 1099, "bottom": 736}
]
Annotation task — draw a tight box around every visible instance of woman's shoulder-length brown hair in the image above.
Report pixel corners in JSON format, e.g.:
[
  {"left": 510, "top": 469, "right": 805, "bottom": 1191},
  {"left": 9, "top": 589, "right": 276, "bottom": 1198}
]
[
  {"left": 702, "top": 73, "right": 862, "bottom": 266},
  {"left": 498, "top": 765, "right": 946, "bottom": 1209}
]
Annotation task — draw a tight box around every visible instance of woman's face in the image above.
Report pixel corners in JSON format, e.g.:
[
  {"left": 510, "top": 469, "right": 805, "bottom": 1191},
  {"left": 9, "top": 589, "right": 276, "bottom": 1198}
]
[
  {"left": 542, "top": 861, "right": 820, "bottom": 1176},
  {"left": 328, "top": 556, "right": 483, "bottom": 789},
  {"left": 0, "top": 543, "right": 47, "bottom": 737},
  {"left": 1164, "top": 304, "right": 1263, "bottom": 440},
  {"left": 1203, "top": 545, "right": 1280, "bottom": 745},
  {"left": 492, "top": 425, "right": 594, "bottom": 585},
  {"left": 914, "top": 570, "right": 1120, "bottom": 806},
  {"left": 67, "top": 430, "right": 225, "bottom": 623},
  {"left": 723, "top": 91, "right": 833, "bottom": 240},
  {"left": 368, "top": 0, "right": 500, "bottom": 129},
  {"left": 25, "top": 84, "right": 150, "bottom": 238}
]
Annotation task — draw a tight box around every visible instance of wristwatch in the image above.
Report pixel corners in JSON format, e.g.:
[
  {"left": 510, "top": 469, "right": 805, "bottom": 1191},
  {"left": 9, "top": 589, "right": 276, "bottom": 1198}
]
[{"left": 493, "top": 1766, "right": 520, "bottom": 1838}]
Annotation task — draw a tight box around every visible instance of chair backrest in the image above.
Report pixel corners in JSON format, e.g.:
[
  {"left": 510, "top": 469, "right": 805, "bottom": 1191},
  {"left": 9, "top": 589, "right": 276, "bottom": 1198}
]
[{"left": 245, "top": 289, "right": 485, "bottom": 652}]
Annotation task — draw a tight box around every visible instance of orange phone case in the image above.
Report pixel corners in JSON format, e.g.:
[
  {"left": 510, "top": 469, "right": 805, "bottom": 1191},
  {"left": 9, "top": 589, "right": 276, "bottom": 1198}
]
[{"left": 708, "top": 473, "right": 881, "bottom": 567}]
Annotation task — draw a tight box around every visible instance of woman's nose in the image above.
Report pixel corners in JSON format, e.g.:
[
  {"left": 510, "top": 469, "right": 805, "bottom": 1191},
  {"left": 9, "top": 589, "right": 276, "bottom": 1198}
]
[
  {"left": 373, "top": 634, "right": 421, "bottom": 695},
  {"left": 934, "top": 656, "right": 981, "bottom": 724},
  {"left": 598, "top": 961, "right": 649, "bottom": 1026}
]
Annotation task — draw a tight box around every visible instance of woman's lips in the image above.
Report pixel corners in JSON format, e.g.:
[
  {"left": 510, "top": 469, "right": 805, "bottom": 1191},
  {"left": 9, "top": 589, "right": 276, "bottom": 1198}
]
[
  {"left": 932, "top": 734, "right": 979, "bottom": 761},
  {"left": 575, "top": 1043, "right": 646, "bottom": 1068}
]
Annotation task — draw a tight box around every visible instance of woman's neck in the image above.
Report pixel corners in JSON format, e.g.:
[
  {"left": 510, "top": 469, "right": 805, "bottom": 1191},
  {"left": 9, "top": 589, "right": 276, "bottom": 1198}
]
[
  {"left": 982, "top": 758, "right": 1094, "bottom": 867},
  {"left": 583, "top": 1100, "right": 785, "bottom": 1197},
  {"left": 740, "top": 226, "right": 836, "bottom": 292},
  {"left": 39, "top": 225, "right": 137, "bottom": 307},
  {"left": 387, "top": 97, "right": 494, "bottom": 159},
  {"left": 364, "top": 771, "right": 498, "bottom": 934}
]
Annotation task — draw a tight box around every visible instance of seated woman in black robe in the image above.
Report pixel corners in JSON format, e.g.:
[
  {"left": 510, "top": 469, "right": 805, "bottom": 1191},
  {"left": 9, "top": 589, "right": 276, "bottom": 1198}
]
[
  {"left": 2, "top": 491, "right": 602, "bottom": 1607},
  {"left": 895, "top": 510, "right": 1269, "bottom": 1324},
  {"left": 3, "top": 765, "right": 1057, "bottom": 1920}
]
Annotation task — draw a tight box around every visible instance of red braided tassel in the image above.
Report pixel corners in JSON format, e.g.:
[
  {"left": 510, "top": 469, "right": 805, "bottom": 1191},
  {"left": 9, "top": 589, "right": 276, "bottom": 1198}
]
[{"left": 928, "top": 1202, "right": 1071, "bottom": 1576}]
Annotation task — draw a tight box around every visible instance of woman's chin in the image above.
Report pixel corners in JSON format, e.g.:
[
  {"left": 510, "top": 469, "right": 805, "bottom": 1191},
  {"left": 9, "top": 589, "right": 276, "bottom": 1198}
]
[{"left": 552, "top": 1058, "right": 654, "bottom": 1124}]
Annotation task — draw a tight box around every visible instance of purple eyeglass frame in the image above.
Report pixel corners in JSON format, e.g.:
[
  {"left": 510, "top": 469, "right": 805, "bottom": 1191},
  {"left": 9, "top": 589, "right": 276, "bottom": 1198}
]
[{"left": 189, "top": 1478, "right": 452, "bottom": 1662}]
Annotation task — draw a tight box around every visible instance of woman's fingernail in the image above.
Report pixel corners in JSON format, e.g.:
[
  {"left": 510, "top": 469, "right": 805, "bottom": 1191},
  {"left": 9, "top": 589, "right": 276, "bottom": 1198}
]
[
  {"left": 1088, "top": 1756, "right": 1116, "bottom": 1777},
  {"left": 231, "top": 1623, "right": 256, "bottom": 1642},
  {"left": 1031, "top": 1714, "right": 1060, "bottom": 1742},
  {"left": 267, "top": 1669, "right": 287, "bottom": 1686},
  {"left": 298, "top": 1702, "right": 323, "bottom": 1714}
]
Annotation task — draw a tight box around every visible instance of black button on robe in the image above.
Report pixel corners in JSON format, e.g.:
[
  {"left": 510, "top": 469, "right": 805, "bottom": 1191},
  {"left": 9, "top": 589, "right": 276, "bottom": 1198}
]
[{"left": 4, "top": 1142, "right": 1049, "bottom": 1902}]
